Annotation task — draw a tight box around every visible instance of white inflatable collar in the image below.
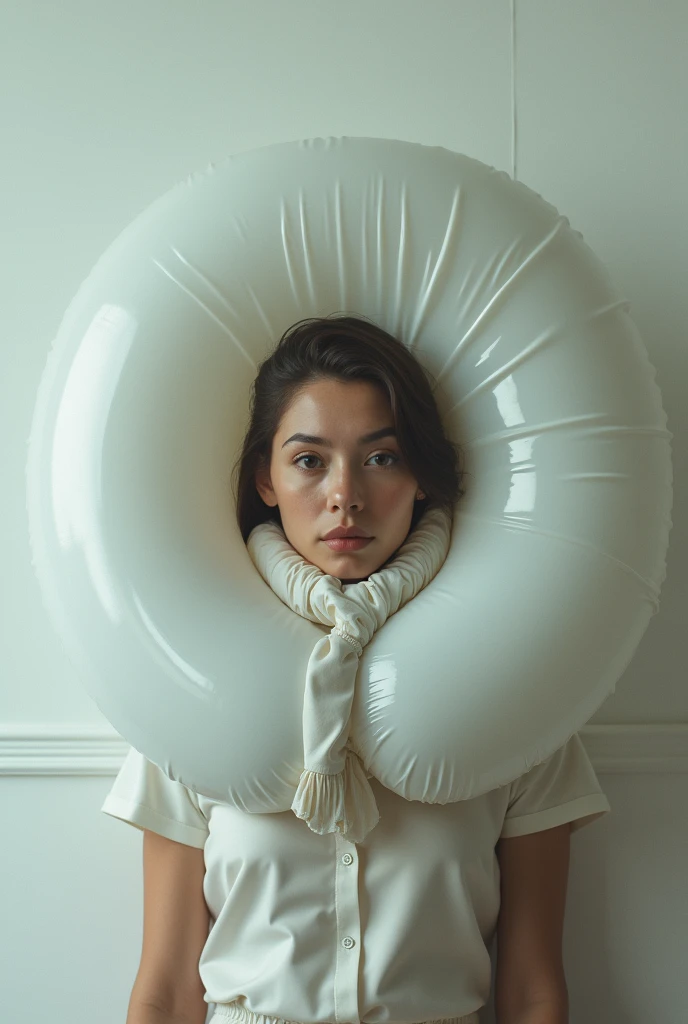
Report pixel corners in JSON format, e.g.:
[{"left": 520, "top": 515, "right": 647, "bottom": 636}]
[{"left": 26, "top": 137, "right": 673, "bottom": 810}]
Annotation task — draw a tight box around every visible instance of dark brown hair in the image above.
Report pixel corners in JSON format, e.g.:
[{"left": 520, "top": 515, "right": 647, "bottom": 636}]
[{"left": 231, "top": 313, "right": 467, "bottom": 541}]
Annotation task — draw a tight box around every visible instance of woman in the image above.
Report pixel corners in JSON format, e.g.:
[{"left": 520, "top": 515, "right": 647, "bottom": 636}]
[{"left": 102, "top": 314, "right": 610, "bottom": 1024}]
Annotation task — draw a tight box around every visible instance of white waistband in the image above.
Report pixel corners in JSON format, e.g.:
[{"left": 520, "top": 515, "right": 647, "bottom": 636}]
[{"left": 211, "top": 1000, "right": 481, "bottom": 1024}]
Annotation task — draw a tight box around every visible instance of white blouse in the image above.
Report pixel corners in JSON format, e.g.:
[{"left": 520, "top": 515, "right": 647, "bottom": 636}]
[{"left": 101, "top": 734, "right": 610, "bottom": 1024}]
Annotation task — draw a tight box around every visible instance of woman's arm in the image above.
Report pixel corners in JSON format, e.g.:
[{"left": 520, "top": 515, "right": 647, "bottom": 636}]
[
  {"left": 126, "top": 1001, "right": 206, "bottom": 1024},
  {"left": 493, "top": 823, "right": 571, "bottom": 1024},
  {"left": 126, "top": 830, "right": 211, "bottom": 1024}
]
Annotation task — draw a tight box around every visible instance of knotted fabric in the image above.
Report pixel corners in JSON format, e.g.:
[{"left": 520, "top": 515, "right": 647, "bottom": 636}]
[{"left": 246, "top": 505, "right": 453, "bottom": 843}]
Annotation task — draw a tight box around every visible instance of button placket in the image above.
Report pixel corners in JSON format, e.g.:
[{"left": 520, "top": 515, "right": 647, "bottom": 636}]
[{"left": 332, "top": 832, "right": 362, "bottom": 1024}]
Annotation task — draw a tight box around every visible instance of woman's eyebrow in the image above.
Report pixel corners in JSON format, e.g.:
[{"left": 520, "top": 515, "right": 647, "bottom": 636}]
[{"left": 282, "top": 427, "right": 396, "bottom": 449}]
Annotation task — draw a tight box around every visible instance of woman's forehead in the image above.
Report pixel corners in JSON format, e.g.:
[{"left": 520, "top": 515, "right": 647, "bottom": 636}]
[{"left": 277, "top": 379, "right": 393, "bottom": 436}]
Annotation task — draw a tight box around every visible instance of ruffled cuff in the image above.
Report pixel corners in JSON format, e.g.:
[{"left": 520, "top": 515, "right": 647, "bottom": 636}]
[{"left": 290, "top": 747, "right": 380, "bottom": 843}]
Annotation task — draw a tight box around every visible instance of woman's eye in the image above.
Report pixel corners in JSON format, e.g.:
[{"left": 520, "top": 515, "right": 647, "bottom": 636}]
[
  {"left": 293, "top": 452, "right": 399, "bottom": 471},
  {"left": 294, "top": 454, "right": 321, "bottom": 470}
]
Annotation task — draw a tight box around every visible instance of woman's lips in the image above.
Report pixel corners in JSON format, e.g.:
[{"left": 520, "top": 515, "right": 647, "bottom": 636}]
[{"left": 323, "top": 537, "right": 373, "bottom": 552}]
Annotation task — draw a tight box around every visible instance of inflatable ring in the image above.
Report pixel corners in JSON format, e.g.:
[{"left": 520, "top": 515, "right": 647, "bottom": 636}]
[{"left": 26, "top": 136, "right": 673, "bottom": 805}]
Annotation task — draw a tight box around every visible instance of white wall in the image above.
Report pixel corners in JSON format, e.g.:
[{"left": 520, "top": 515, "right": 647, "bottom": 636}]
[{"left": 1, "top": 2, "right": 685, "bottom": 1023}]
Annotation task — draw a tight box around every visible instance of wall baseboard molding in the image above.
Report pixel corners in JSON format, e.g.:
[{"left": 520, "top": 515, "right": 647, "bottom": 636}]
[{"left": 0, "top": 723, "right": 687, "bottom": 776}]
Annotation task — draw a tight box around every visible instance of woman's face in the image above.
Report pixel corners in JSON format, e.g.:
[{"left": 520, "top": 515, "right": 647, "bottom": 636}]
[{"left": 255, "top": 377, "right": 424, "bottom": 583}]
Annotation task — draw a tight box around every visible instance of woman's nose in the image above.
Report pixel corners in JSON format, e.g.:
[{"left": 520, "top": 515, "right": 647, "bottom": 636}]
[{"left": 327, "top": 464, "right": 364, "bottom": 511}]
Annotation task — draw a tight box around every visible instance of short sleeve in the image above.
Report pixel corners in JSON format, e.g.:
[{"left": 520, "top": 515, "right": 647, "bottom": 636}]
[
  {"left": 500, "top": 733, "right": 611, "bottom": 839},
  {"left": 101, "top": 746, "right": 209, "bottom": 848}
]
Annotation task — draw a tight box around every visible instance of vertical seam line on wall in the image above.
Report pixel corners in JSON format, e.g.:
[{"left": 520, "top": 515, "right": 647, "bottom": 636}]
[{"left": 511, "top": 0, "right": 518, "bottom": 180}]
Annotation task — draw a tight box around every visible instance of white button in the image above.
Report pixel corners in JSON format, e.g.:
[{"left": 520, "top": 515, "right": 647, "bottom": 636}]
[
  {"left": 342, "top": 853, "right": 354, "bottom": 865},
  {"left": 342, "top": 936, "right": 355, "bottom": 949}
]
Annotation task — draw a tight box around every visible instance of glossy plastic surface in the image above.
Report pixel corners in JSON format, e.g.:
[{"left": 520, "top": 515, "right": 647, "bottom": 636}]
[{"left": 26, "top": 137, "right": 673, "bottom": 805}]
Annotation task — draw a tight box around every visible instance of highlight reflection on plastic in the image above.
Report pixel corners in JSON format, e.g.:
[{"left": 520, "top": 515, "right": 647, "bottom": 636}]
[{"left": 26, "top": 136, "right": 673, "bottom": 809}]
